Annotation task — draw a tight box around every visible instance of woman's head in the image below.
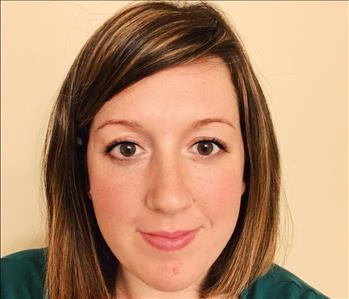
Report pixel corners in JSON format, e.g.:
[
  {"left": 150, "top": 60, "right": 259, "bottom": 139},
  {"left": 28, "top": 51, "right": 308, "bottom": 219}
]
[
  {"left": 87, "top": 56, "right": 245, "bottom": 298},
  {"left": 43, "top": 1, "right": 280, "bottom": 298}
]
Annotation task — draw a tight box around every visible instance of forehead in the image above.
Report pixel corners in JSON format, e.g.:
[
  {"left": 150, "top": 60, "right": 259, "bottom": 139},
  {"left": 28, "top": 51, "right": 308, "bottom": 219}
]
[{"left": 91, "top": 56, "right": 239, "bottom": 130}]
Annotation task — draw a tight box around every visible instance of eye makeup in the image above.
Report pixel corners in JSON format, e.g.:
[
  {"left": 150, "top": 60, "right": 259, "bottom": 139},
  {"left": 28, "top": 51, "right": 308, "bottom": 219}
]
[{"left": 104, "top": 136, "right": 229, "bottom": 163}]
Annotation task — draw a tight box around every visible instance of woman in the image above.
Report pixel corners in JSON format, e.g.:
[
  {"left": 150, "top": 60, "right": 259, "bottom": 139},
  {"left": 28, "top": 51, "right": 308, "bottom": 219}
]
[{"left": 1, "top": 1, "right": 329, "bottom": 299}]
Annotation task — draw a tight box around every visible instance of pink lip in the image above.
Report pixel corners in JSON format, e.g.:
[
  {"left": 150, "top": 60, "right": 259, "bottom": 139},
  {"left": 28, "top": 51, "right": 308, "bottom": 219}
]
[{"left": 141, "top": 229, "right": 198, "bottom": 251}]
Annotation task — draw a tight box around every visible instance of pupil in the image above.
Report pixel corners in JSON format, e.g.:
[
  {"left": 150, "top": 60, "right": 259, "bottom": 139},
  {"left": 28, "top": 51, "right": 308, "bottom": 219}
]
[
  {"left": 198, "top": 142, "right": 213, "bottom": 155},
  {"left": 120, "top": 143, "right": 136, "bottom": 157}
]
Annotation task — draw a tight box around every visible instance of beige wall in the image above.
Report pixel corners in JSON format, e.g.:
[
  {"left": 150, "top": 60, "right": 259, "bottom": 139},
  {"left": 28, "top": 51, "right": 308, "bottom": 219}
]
[{"left": 1, "top": 1, "right": 347, "bottom": 298}]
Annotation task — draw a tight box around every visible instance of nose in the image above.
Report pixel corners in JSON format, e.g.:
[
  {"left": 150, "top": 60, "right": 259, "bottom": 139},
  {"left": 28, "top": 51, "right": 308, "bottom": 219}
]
[{"left": 145, "top": 155, "right": 194, "bottom": 215}]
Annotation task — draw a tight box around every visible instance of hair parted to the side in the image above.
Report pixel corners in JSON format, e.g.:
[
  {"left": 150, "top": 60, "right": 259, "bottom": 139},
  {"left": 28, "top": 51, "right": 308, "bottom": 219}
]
[{"left": 42, "top": 1, "right": 280, "bottom": 298}]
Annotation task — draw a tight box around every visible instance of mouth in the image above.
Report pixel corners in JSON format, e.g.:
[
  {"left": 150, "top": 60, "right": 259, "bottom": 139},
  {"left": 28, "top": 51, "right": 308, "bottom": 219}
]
[{"left": 140, "top": 229, "right": 199, "bottom": 251}]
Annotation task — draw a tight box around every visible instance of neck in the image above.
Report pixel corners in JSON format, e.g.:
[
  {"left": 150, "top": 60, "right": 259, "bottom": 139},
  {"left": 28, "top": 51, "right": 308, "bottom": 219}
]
[
  {"left": 115, "top": 284, "right": 239, "bottom": 299},
  {"left": 115, "top": 270, "right": 204, "bottom": 299},
  {"left": 114, "top": 269, "right": 239, "bottom": 299}
]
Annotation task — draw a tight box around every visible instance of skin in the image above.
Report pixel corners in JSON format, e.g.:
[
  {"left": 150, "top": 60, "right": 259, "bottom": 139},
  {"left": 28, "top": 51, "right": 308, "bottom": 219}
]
[{"left": 87, "top": 56, "right": 245, "bottom": 299}]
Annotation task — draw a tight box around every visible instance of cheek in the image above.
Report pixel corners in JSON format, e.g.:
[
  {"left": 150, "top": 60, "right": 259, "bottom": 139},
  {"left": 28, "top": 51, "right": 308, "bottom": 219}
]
[
  {"left": 89, "top": 168, "right": 145, "bottom": 231},
  {"left": 194, "top": 164, "right": 243, "bottom": 223},
  {"left": 90, "top": 160, "right": 244, "bottom": 226}
]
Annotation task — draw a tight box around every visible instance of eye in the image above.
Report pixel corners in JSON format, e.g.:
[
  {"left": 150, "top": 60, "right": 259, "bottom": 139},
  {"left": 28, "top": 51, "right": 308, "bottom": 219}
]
[
  {"left": 105, "top": 137, "right": 228, "bottom": 161},
  {"left": 193, "top": 138, "right": 227, "bottom": 156},
  {"left": 105, "top": 140, "right": 141, "bottom": 160}
]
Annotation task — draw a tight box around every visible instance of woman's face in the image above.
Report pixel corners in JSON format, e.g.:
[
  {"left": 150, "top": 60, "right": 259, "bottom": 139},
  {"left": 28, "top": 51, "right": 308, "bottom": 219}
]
[{"left": 87, "top": 56, "right": 245, "bottom": 298}]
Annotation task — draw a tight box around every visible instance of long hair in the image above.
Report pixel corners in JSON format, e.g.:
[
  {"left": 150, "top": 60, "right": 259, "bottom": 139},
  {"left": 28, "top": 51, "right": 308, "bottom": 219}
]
[{"left": 42, "top": 1, "right": 280, "bottom": 298}]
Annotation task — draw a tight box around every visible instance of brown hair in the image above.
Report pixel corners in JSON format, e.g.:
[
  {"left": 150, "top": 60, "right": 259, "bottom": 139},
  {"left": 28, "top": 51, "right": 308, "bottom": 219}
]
[{"left": 42, "top": 1, "right": 280, "bottom": 298}]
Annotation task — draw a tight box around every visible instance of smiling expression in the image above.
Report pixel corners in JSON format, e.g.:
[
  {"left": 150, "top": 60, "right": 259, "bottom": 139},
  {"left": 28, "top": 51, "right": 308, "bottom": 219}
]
[{"left": 87, "top": 56, "right": 245, "bottom": 298}]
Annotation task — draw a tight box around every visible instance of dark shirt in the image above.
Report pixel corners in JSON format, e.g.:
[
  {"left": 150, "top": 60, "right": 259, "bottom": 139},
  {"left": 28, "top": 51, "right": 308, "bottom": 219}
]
[{"left": 1, "top": 248, "right": 329, "bottom": 299}]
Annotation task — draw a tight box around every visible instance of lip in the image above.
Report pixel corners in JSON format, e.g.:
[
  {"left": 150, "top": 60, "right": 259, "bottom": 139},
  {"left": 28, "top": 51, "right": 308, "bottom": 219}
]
[{"left": 140, "top": 229, "right": 199, "bottom": 251}]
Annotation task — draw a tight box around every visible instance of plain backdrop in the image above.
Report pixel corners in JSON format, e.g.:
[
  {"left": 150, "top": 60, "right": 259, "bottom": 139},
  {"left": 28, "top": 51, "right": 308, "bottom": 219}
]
[{"left": 1, "top": 1, "right": 348, "bottom": 298}]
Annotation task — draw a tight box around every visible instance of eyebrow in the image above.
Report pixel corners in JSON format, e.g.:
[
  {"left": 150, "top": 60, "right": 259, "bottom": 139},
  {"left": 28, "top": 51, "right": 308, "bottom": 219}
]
[{"left": 96, "top": 117, "right": 236, "bottom": 131}]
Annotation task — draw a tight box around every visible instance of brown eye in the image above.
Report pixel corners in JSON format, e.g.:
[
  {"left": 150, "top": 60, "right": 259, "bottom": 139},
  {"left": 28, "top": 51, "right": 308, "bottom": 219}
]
[
  {"left": 193, "top": 138, "right": 226, "bottom": 157},
  {"left": 106, "top": 140, "right": 145, "bottom": 161},
  {"left": 197, "top": 141, "right": 215, "bottom": 155},
  {"left": 119, "top": 142, "right": 137, "bottom": 157}
]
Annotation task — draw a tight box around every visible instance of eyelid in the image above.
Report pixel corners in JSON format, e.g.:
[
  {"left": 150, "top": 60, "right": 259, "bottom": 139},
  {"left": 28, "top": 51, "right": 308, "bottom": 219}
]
[
  {"left": 105, "top": 138, "right": 145, "bottom": 162},
  {"left": 191, "top": 136, "right": 227, "bottom": 150},
  {"left": 105, "top": 139, "right": 142, "bottom": 153}
]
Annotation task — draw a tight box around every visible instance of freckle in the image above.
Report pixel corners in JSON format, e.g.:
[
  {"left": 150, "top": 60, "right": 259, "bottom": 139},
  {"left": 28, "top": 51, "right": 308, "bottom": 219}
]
[{"left": 172, "top": 267, "right": 179, "bottom": 275}]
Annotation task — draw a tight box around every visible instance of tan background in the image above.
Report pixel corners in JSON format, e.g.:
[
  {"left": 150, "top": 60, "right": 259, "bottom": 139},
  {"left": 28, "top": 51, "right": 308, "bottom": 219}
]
[{"left": 1, "top": 1, "right": 347, "bottom": 298}]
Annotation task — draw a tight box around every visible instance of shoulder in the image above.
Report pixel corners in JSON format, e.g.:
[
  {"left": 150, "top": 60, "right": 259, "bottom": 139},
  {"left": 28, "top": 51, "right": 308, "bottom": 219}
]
[
  {"left": 1, "top": 248, "right": 47, "bottom": 299},
  {"left": 240, "top": 264, "right": 329, "bottom": 299}
]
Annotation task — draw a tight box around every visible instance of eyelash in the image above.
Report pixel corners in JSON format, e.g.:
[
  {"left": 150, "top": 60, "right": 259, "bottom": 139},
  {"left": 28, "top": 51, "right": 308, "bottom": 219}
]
[{"left": 105, "top": 137, "right": 228, "bottom": 162}]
